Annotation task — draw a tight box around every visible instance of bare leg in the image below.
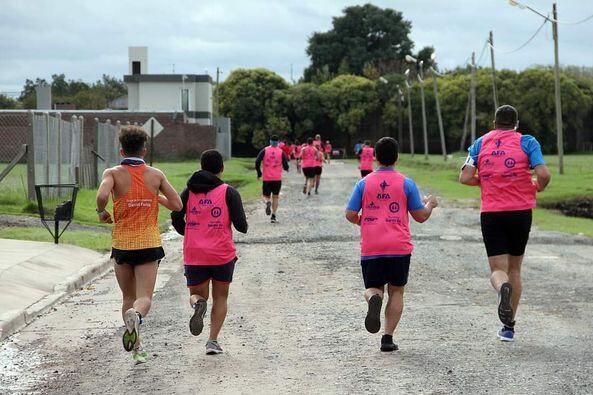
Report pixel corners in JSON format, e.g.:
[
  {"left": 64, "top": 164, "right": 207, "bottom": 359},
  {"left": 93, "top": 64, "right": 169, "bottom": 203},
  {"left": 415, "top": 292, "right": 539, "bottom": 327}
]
[
  {"left": 315, "top": 175, "right": 321, "bottom": 191},
  {"left": 132, "top": 261, "right": 158, "bottom": 317},
  {"left": 307, "top": 178, "right": 315, "bottom": 194},
  {"left": 508, "top": 255, "right": 524, "bottom": 319},
  {"left": 384, "top": 285, "right": 405, "bottom": 336},
  {"left": 364, "top": 287, "right": 384, "bottom": 302},
  {"left": 488, "top": 254, "right": 509, "bottom": 292},
  {"left": 272, "top": 195, "right": 279, "bottom": 214},
  {"left": 188, "top": 281, "right": 210, "bottom": 307},
  {"left": 209, "top": 281, "right": 230, "bottom": 340},
  {"left": 114, "top": 263, "right": 136, "bottom": 321}
]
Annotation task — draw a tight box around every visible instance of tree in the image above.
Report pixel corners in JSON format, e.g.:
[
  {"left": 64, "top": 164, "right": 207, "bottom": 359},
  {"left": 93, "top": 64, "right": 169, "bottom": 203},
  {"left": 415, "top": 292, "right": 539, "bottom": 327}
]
[
  {"left": 304, "top": 3, "right": 414, "bottom": 80},
  {"left": 217, "top": 68, "right": 289, "bottom": 148},
  {"left": 0, "top": 94, "right": 18, "bottom": 109}
]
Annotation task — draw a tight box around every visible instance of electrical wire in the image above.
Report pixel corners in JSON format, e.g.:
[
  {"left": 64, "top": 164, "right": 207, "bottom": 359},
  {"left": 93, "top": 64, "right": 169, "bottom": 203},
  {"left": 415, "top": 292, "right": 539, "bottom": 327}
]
[
  {"left": 489, "top": 17, "right": 548, "bottom": 55},
  {"left": 556, "top": 14, "right": 593, "bottom": 25}
]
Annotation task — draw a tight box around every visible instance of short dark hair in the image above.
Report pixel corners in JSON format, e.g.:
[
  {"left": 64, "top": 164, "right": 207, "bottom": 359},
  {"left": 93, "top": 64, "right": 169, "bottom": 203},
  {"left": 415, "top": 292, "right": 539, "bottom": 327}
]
[
  {"left": 307, "top": 137, "right": 313, "bottom": 145},
  {"left": 495, "top": 105, "right": 518, "bottom": 129},
  {"left": 270, "top": 134, "right": 279, "bottom": 141},
  {"left": 119, "top": 126, "right": 148, "bottom": 156},
  {"left": 364, "top": 140, "right": 371, "bottom": 146},
  {"left": 200, "top": 149, "right": 224, "bottom": 174},
  {"left": 374, "top": 137, "right": 399, "bottom": 166}
]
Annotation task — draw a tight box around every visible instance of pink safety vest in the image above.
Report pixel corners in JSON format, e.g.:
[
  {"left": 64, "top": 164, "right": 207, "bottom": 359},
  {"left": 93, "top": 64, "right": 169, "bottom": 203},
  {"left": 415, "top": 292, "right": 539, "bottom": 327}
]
[
  {"left": 360, "top": 170, "right": 413, "bottom": 256},
  {"left": 301, "top": 146, "right": 317, "bottom": 168},
  {"left": 359, "top": 147, "right": 375, "bottom": 171},
  {"left": 478, "top": 130, "right": 537, "bottom": 212},
  {"left": 325, "top": 144, "right": 332, "bottom": 153},
  {"left": 314, "top": 148, "right": 324, "bottom": 166},
  {"left": 262, "top": 146, "right": 283, "bottom": 181},
  {"left": 183, "top": 184, "right": 236, "bottom": 266}
]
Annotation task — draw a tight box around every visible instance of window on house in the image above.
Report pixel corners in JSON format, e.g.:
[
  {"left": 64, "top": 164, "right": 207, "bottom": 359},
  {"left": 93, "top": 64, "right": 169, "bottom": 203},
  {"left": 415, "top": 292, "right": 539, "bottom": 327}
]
[{"left": 132, "top": 61, "right": 141, "bottom": 75}]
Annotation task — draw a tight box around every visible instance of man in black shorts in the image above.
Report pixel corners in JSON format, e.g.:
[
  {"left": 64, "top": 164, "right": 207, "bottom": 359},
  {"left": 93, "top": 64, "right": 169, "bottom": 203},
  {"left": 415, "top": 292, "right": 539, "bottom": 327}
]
[
  {"left": 459, "top": 105, "right": 551, "bottom": 342},
  {"left": 300, "top": 137, "right": 319, "bottom": 196},
  {"left": 255, "top": 135, "right": 289, "bottom": 223}
]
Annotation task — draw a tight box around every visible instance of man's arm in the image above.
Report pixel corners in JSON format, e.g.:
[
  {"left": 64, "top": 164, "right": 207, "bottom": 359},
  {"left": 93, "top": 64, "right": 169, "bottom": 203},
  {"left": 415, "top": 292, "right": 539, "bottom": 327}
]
[
  {"left": 158, "top": 170, "right": 183, "bottom": 211},
  {"left": 533, "top": 164, "right": 551, "bottom": 192},
  {"left": 409, "top": 195, "right": 438, "bottom": 223},
  {"left": 170, "top": 188, "right": 189, "bottom": 235},
  {"left": 226, "top": 187, "right": 248, "bottom": 233},
  {"left": 345, "top": 210, "right": 361, "bottom": 226},
  {"left": 459, "top": 165, "right": 480, "bottom": 186},
  {"left": 96, "top": 169, "right": 114, "bottom": 223},
  {"left": 282, "top": 152, "right": 289, "bottom": 171},
  {"left": 255, "top": 149, "right": 265, "bottom": 179}
]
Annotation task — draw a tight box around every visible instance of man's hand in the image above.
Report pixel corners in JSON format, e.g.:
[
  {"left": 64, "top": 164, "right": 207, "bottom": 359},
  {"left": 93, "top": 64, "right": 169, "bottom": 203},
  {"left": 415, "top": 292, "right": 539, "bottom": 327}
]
[
  {"left": 98, "top": 210, "right": 113, "bottom": 224},
  {"left": 423, "top": 195, "right": 438, "bottom": 209}
]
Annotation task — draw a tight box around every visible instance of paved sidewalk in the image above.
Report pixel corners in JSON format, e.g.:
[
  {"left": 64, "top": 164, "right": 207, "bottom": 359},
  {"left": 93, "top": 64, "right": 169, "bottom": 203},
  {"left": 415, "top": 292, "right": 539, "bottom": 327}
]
[{"left": 0, "top": 239, "right": 109, "bottom": 341}]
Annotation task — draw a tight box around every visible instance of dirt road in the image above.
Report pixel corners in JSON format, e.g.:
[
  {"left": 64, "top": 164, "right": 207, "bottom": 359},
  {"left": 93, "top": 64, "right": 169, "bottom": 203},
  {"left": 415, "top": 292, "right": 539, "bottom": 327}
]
[{"left": 1, "top": 161, "right": 592, "bottom": 394}]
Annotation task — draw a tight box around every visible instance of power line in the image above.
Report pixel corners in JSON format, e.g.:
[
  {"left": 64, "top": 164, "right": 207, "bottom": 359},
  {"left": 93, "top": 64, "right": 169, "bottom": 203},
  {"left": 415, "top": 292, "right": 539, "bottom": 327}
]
[{"left": 489, "top": 17, "right": 548, "bottom": 55}]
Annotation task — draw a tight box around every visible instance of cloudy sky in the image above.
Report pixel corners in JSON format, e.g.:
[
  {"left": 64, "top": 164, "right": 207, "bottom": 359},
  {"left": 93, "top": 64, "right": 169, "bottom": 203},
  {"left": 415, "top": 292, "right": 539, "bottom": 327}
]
[{"left": 1, "top": 0, "right": 592, "bottom": 94}]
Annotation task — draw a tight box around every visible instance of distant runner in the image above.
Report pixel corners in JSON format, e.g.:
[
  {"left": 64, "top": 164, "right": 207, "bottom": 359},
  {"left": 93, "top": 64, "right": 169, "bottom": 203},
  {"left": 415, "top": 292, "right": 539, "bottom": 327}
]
[
  {"left": 359, "top": 140, "right": 374, "bottom": 177},
  {"left": 313, "top": 134, "right": 323, "bottom": 152},
  {"left": 293, "top": 139, "right": 302, "bottom": 174},
  {"left": 313, "top": 143, "right": 324, "bottom": 195},
  {"left": 301, "top": 137, "right": 318, "bottom": 196},
  {"left": 255, "top": 135, "right": 289, "bottom": 223},
  {"left": 171, "top": 149, "right": 248, "bottom": 355},
  {"left": 354, "top": 139, "right": 363, "bottom": 159},
  {"left": 459, "top": 105, "right": 551, "bottom": 342},
  {"left": 96, "top": 126, "right": 182, "bottom": 363},
  {"left": 345, "top": 137, "right": 438, "bottom": 352},
  {"left": 324, "top": 140, "right": 332, "bottom": 163}
]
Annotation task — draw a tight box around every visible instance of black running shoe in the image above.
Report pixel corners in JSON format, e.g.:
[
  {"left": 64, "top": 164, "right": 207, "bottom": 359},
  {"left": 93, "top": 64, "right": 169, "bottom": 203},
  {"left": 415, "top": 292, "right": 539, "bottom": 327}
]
[
  {"left": 315, "top": 190, "right": 319, "bottom": 195},
  {"left": 365, "top": 294, "right": 382, "bottom": 333},
  {"left": 190, "top": 299, "right": 207, "bottom": 336},
  {"left": 270, "top": 214, "right": 277, "bottom": 223},
  {"left": 498, "top": 282, "right": 514, "bottom": 326},
  {"left": 380, "top": 334, "right": 399, "bottom": 352},
  {"left": 265, "top": 201, "right": 271, "bottom": 216},
  {"left": 302, "top": 186, "right": 307, "bottom": 194}
]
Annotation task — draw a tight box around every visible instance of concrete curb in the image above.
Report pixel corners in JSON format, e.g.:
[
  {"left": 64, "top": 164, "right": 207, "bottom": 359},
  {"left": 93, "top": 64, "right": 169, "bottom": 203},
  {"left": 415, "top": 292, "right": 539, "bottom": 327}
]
[{"left": 0, "top": 254, "right": 113, "bottom": 342}]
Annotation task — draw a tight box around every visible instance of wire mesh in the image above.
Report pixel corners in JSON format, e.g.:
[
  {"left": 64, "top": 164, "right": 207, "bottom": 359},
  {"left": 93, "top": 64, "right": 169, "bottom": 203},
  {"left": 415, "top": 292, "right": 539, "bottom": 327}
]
[
  {"left": 97, "top": 120, "right": 121, "bottom": 177},
  {"left": 0, "top": 112, "right": 29, "bottom": 177}
]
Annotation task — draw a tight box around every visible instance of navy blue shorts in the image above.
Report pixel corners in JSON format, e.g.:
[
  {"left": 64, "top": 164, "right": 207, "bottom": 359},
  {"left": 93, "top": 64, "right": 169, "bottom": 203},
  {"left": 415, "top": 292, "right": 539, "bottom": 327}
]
[
  {"left": 111, "top": 247, "right": 164, "bottom": 265},
  {"left": 184, "top": 259, "right": 236, "bottom": 286},
  {"left": 361, "top": 255, "right": 411, "bottom": 288}
]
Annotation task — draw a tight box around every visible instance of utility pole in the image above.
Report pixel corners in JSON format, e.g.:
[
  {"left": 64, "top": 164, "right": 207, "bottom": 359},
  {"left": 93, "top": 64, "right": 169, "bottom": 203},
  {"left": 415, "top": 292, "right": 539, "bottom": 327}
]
[
  {"left": 397, "top": 85, "right": 403, "bottom": 146},
  {"left": 489, "top": 31, "right": 499, "bottom": 112},
  {"left": 418, "top": 62, "right": 429, "bottom": 160},
  {"left": 405, "top": 83, "right": 414, "bottom": 157},
  {"left": 470, "top": 51, "right": 477, "bottom": 142},
  {"left": 552, "top": 3, "right": 564, "bottom": 174},
  {"left": 215, "top": 67, "right": 221, "bottom": 132},
  {"left": 431, "top": 68, "right": 447, "bottom": 161}
]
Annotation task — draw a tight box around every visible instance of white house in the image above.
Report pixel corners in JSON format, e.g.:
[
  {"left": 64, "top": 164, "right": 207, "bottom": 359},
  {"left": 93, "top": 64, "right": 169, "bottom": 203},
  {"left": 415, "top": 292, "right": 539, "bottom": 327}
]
[{"left": 124, "top": 47, "right": 214, "bottom": 125}]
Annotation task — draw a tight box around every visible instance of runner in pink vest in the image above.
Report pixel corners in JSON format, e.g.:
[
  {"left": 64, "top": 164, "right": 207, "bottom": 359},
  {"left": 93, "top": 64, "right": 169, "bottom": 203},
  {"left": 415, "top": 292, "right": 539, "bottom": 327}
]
[
  {"left": 346, "top": 137, "right": 438, "bottom": 352},
  {"left": 459, "top": 105, "right": 551, "bottom": 342},
  {"left": 171, "top": 149, "right": 248, "bottom": 355},
  {"left": 359, "top": 141, "right": 375, "bottom": 177},
  {"left": 293, "top": 139, "right": 302, "bottom": 174},
  {"left": 301, "top": 137, "right": 319, "bottom": 196},
  {"left": 313, "top": 143, "right": 325, "bottom": 195},
  {"left": 324, "top": 140, "right": 332, "bottom": 164},
  {"left": 255, "top": 135, "right": 289, "bottom": 223}
]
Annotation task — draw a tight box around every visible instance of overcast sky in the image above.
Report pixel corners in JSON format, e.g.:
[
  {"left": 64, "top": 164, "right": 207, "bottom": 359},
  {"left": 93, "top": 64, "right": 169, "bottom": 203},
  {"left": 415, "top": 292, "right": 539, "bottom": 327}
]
[{"left": 1, "top": 0, "right": 593, "bottom": 94}]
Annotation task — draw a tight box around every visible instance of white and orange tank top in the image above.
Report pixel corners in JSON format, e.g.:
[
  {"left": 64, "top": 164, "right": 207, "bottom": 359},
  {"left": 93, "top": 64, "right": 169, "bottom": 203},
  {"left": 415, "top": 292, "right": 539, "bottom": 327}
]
[
  {"left": 360, "top": 170, "right": 412, "bottom": 256},
  {"left": 112, "top": 165, "right": 161, "bottom": 250},
  {"left": 478, "top": 130, "right": 536, "bottom": 212},
  {"left": 183, "top": 184, "right": 236, "bottom": 266}
]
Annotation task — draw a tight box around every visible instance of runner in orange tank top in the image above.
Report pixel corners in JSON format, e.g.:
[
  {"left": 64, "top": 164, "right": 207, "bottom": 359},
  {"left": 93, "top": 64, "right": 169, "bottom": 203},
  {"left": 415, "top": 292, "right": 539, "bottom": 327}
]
[{"left": 96, "top": 126, "right": 182, "bottom": 363}]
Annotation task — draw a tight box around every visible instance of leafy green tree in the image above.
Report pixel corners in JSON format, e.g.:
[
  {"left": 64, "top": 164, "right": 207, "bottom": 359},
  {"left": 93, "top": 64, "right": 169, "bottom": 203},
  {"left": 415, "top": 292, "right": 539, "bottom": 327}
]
[
  {"left": 217, "top": 68, "right": 289, "bottom": 148},
  {"left": 0, "top": 94, "right": 18, "bottom": 109},
  {"left": 305, "top": 3, "right": 414, "bottom": 79}
]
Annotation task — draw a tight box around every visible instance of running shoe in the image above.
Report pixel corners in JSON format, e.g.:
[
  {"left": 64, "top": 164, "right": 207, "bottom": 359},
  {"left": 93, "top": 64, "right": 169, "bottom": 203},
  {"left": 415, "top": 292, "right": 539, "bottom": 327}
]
[
  {"left": 498, "top": 282, "right": 514, "bottom": 326},
  {"left": 270, "top": 214, "right": 277, "bottom": 223},
  {"left": 365, "top": 294, "right": 382, "bottom": 334},
  {"left": 132, "top": 343, "right": 149, "bottom": 363},
  {"left": 190, "top": 299, "right": 207, "bottom": 336},
  {"left": 122, "top": 308, "right": 139, "bottom": 352},
  {"left": 265, "top": 201, "right": 272, "bottom": 216},
  {"left": 206, "top": 339, "right": 223, "bottom": 355},
  {"left": 380, "top": 334, "right": 398, "bottom": 352},
  {"left": 497, "top": 327, "right": 515, "bottom": 342},
  {"left": 302, "top": 186, "right": 307, "bottom": 194},
  {"left": 315, "top": 189, "right": 319, "bottom": 195}
]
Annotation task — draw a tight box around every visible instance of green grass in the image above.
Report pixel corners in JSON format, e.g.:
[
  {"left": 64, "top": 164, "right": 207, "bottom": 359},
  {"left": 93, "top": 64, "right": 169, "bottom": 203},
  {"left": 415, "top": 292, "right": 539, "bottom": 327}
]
[
  {"left": 392, "top": 153, "right": 593, "bottom": 237},
  {"left": 0, "top": 158, "right": 260, "bottom": 250}
]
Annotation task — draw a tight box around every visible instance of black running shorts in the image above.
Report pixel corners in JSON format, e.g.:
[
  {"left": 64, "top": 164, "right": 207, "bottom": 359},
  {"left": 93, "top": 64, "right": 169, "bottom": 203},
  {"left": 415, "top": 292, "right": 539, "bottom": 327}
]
[
  {"left": 480, "top": 209, "right": 532, "bottom": 257},
  {"left": 302, "top": 167, "right": 316, "bottom": 179},
  {"left": 314, "top": 166, "right": 323, "bottom": 175},
  {"left": 111, "top": 247, "right": 165, "bottom": 265},
  {"left": 262, "top": 180, "right": 282, "bottom": 197},
  {"left": 184, "top": 259, "right": 237, "bottom": 286},
  {"left": 361, "top": 255, "right": 411, "bottom": 288},
  {"left": 360, "top": 170, "right": 372, "bottom": 177}
]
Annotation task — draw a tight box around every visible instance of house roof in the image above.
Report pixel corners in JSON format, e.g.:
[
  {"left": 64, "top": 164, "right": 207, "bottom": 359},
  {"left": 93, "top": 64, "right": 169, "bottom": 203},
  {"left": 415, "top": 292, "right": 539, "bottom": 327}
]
[{"left": 124, "top": 74, "right": 212, "bottom": 83}]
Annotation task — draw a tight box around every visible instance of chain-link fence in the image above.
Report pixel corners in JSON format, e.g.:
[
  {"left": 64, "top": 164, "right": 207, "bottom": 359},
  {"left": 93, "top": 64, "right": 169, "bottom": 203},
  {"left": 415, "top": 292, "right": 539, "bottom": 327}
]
[{"left": 0, "top": 112, "right": 29, "bottom": 182}]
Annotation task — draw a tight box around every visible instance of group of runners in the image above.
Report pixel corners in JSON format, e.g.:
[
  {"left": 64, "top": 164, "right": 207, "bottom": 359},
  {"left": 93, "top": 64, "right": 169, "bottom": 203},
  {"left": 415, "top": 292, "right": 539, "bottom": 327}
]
[{"left": 96, "top": 104, "right": 550, "bottom": 361}]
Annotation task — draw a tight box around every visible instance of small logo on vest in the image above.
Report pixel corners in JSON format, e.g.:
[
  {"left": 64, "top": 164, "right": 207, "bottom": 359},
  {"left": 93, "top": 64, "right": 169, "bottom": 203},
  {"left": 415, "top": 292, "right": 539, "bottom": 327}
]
[
  {"left": 491, "top": 150, "right": 506, "bottom": 157},
  {"left": 211, "top": 207, "right": 222, "bottom": 218},
  {"left": 389, "top": 202, "right": 400, "bottom": 213},
  {"left": 363, "top": 217, "right": 378, "bottom": 223},
  {"left": 366, "top": 201, "right": 380, "bottom": 210},
  {"left": 190, "top": 206, "right": 199, "bottom": 214},
  {"left": 504, "top": 158, "right": 516, "bottom": 168},
  {"left": 199, "top": 198, "right": 213, "bottom": 205},
  {"left": 483, "top": 158, "right": 494, "bottom": 167},
  {"left": 494, "top": 139, "right": 504, "bottom": 149},
  {"left": 377, "top": 180, "right": 391, "bottom": 200}
]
